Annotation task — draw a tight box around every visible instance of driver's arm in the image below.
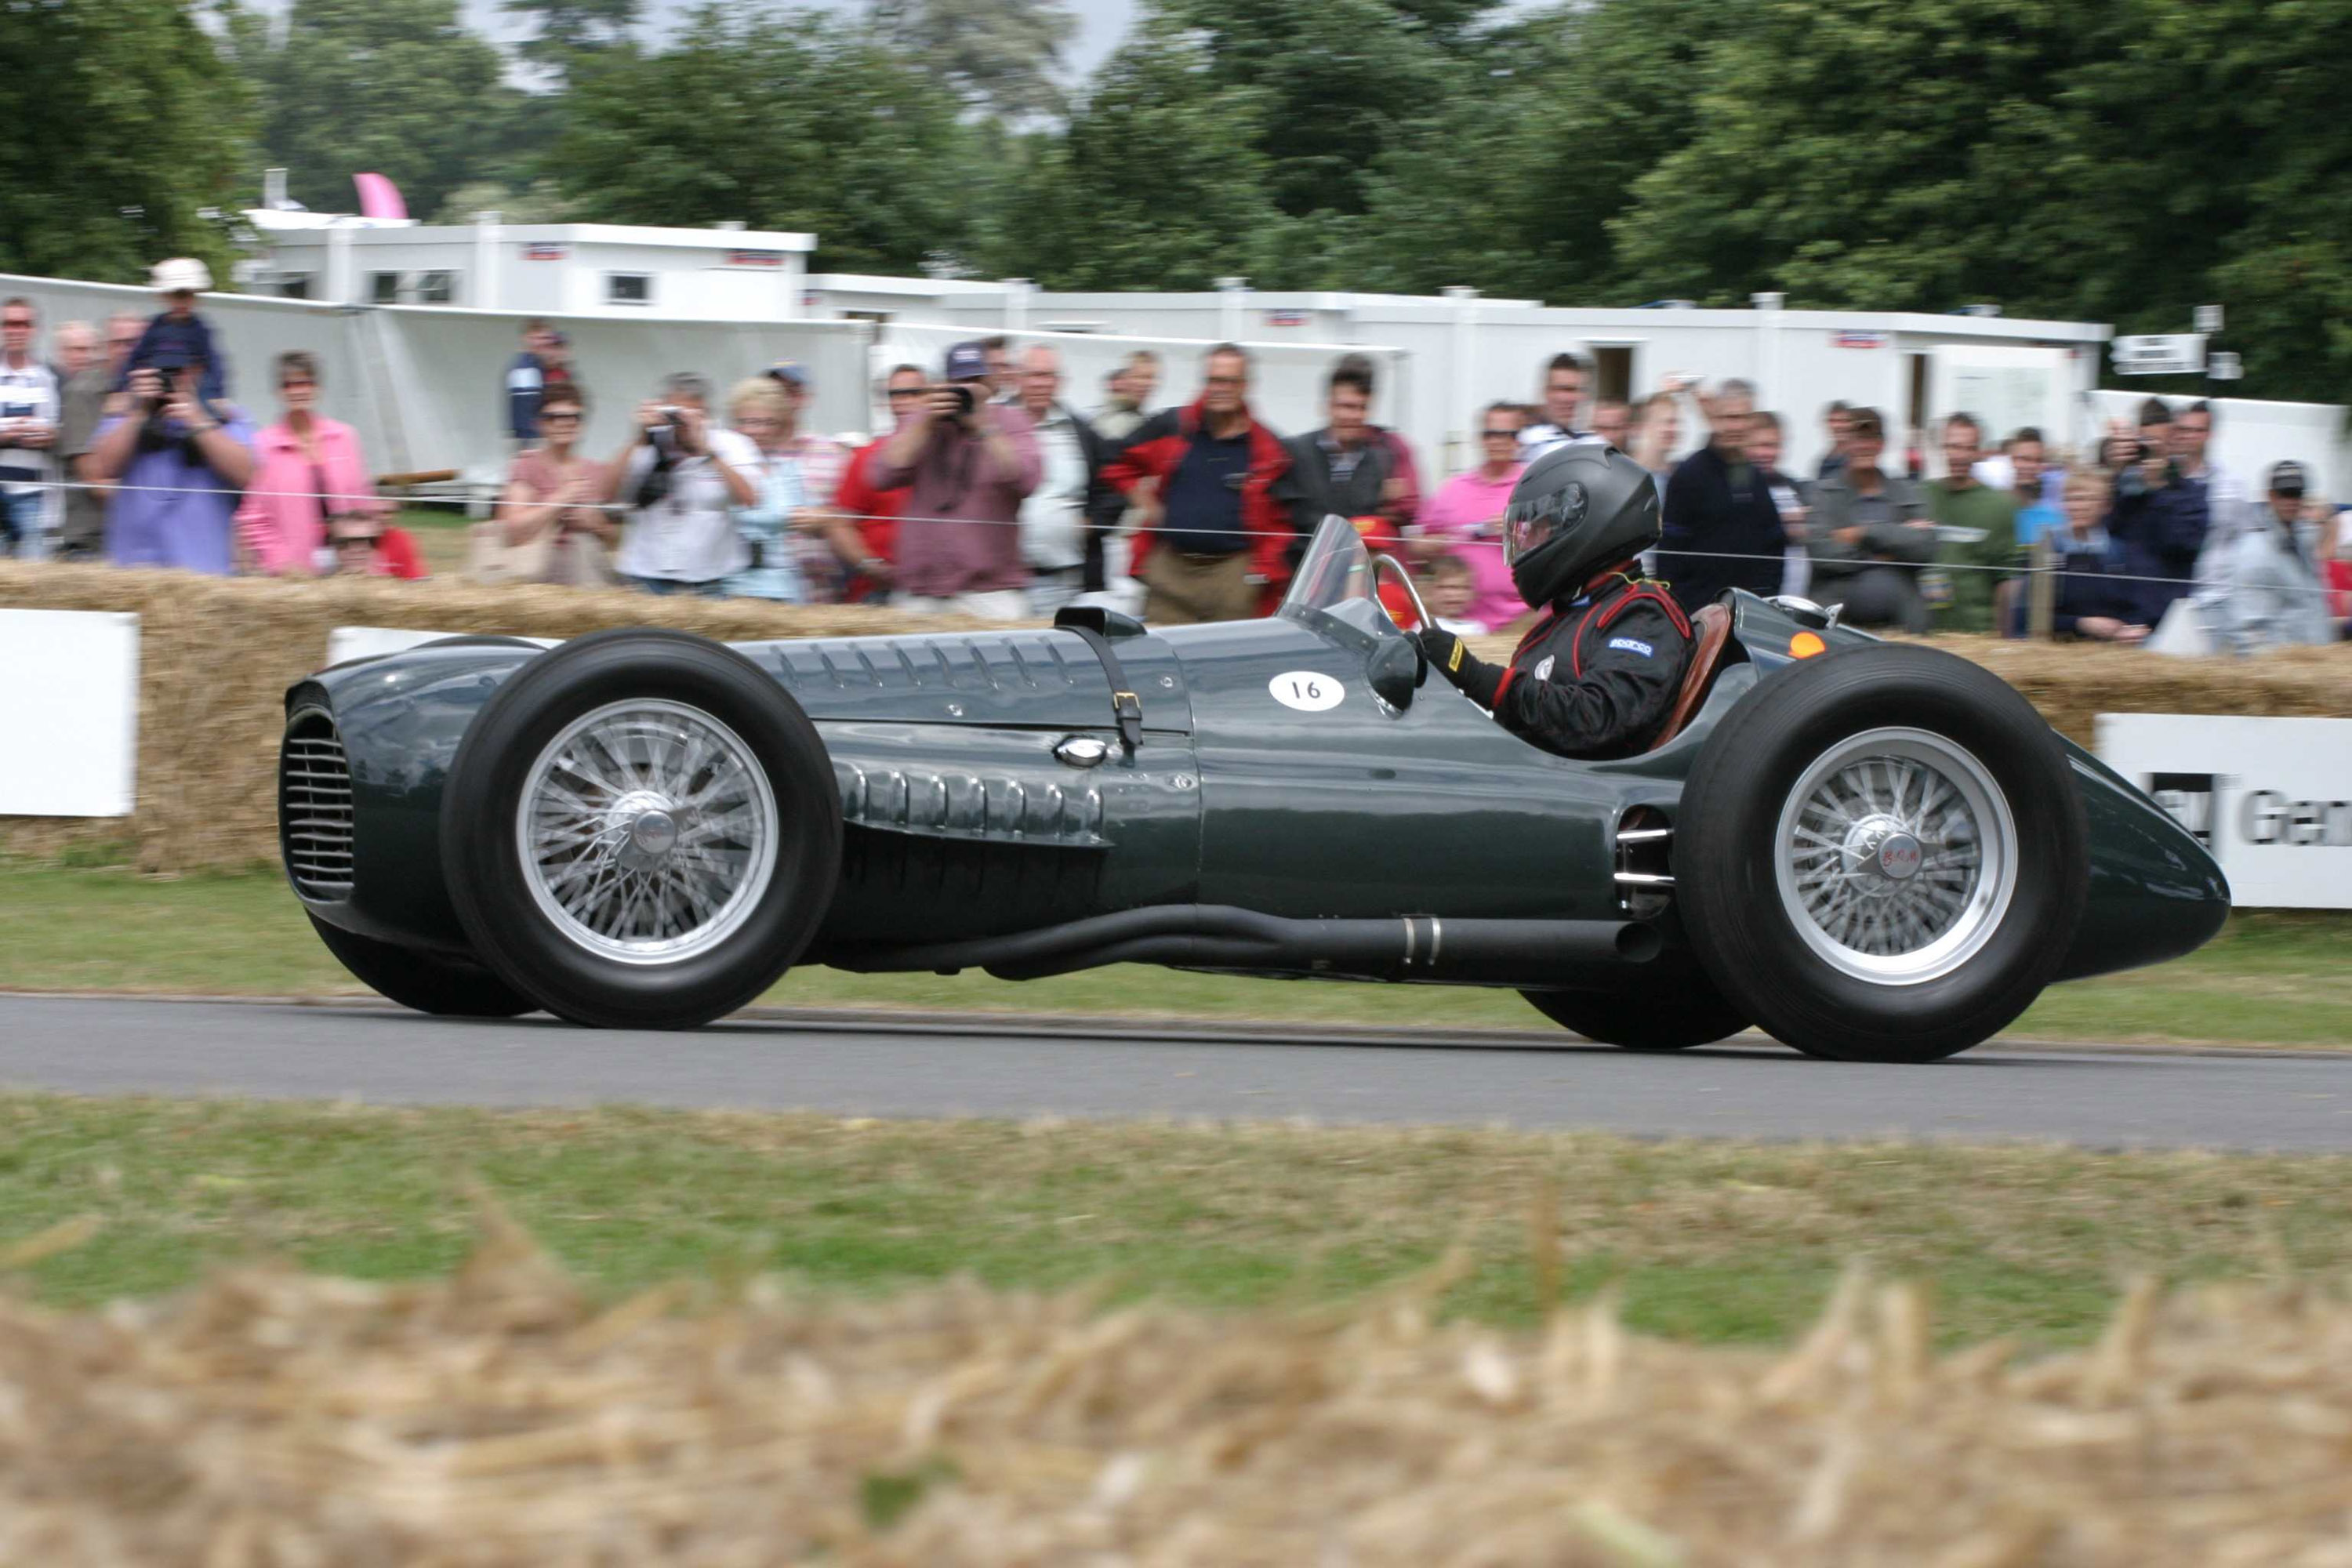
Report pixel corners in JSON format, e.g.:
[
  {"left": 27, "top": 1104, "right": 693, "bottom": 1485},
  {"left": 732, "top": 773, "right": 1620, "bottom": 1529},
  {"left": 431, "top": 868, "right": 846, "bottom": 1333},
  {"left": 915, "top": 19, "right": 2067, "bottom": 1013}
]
[{"left": 1419, "top": 600, "right": 1689, "bottom": 758}]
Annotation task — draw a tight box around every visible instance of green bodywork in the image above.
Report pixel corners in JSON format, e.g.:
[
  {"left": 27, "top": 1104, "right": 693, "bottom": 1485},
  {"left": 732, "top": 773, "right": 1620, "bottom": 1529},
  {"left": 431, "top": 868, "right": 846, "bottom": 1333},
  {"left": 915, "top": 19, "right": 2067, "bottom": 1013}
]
[{"left": 284, "top": 545, "right": 2227, "bottom": 992}]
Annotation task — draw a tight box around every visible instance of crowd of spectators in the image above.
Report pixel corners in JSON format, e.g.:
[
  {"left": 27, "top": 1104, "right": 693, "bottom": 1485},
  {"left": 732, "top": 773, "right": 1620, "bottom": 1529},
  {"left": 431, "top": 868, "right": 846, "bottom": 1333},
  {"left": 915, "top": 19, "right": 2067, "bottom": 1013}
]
[
  {"left": 1, "top": 266, "right": 2346, "bottom": 650},
  {"left": 2, "top": 268, "right": 424, "bottom": 579}
]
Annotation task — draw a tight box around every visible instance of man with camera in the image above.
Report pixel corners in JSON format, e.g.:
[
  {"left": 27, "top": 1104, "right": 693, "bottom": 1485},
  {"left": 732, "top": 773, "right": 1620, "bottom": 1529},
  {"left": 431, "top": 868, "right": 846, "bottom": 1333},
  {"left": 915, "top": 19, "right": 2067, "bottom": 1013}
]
[
  {"left": 606, "top": 372, "right": 759, "bottom": 596},
  {"left": 2108, "top": 398, "right": 2210, "bottom": 632},
  {"left": 873, "top": 341, "right": 1040, "bottom": 619},
  {"left": 85, "top": 348, "right": 256, "bottom": 574}
]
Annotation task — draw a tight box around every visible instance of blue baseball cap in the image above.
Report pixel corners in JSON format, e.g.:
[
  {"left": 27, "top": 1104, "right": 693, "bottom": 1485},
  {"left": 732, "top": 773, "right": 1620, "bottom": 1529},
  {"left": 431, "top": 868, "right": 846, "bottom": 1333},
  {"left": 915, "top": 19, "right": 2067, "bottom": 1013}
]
[
  {"left": 764, "top": 360, "right": 809, "bottom": 390},
  {"left": 943, "top": 341, "right": 989, "bottom": 382}
]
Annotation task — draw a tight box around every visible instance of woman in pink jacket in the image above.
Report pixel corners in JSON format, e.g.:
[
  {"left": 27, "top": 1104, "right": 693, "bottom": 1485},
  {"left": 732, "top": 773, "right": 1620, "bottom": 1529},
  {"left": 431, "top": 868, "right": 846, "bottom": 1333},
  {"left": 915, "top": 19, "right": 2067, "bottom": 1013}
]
[{"left": 234, "top": 350, "right": 382, "bottom": 575}]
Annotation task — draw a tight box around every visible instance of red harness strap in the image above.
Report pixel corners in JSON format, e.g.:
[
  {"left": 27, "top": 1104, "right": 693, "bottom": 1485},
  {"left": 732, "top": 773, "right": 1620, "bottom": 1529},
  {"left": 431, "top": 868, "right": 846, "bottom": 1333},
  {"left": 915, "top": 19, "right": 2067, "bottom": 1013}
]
[{"left": 1569, "top": 583, "right": 1688, "bottom": 678}]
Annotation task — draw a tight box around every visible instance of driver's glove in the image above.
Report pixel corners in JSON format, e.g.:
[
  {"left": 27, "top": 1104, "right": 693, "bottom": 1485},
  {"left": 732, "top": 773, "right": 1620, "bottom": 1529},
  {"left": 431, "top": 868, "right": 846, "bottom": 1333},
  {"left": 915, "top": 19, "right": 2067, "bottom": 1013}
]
[{"left": 1414, "top": 627, "right": 1504, "bottom": 709}]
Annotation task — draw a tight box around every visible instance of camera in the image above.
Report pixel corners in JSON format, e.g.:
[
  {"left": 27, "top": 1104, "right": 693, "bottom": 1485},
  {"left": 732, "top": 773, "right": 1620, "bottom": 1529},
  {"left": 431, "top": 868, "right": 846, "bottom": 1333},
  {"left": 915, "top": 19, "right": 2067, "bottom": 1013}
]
[
  {"left": 942, "top": 384, "right": 975, "bottom": 420},
  {"left": 646, "top": 405, "right": 686, "bottom": 461}
]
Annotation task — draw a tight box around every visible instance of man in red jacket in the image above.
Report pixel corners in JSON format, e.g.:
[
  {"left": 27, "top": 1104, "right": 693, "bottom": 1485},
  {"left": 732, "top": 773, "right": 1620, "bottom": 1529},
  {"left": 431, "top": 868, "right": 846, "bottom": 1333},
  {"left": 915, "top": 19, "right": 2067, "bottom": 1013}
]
[{"left": 1102, "top": 343, "right": 1294, "bottom": 624}]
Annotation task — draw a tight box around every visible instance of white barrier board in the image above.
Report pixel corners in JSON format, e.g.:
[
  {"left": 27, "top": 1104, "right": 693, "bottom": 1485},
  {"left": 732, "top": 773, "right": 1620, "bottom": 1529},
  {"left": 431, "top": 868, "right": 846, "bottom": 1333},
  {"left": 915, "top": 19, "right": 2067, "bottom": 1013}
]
[
  {"left": 0, "top": 609, "right": 139, "bottom": 816},
  {"left": 325, "top": 627, "right": 560, "bottom": 668},
  {"left": 2095, "top": 713, "right": 2352, "bottom": 909}
]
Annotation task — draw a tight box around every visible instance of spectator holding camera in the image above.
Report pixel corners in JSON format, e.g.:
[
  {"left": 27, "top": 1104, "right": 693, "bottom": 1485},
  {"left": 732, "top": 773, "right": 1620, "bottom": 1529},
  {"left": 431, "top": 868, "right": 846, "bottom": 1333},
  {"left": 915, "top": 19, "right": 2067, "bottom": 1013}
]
[
  {"left": 87, "top": 351, "right": 255, "bottom": 574},
  {"left": 605, "top": 372, "right": 757, "bottom": 596},
  {"left": 0, "top": 296, "right": 60, "bottom": 557},
  {"left": 2107, "top": 398, "right": 2209, "bottom": 630},
  {"left": 873, "top": 340, "right": 1040, "bottom": 619},
  {"left": 234, "top": 351, "right": 384, "bottom": 576}
]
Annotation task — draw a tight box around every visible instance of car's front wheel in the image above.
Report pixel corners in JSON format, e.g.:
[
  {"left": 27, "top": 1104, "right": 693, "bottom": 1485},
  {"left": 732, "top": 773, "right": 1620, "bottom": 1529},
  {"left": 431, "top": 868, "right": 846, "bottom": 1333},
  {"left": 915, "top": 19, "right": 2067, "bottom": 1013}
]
[
  {"left": 1676, "top": 644, "right": 2087, "bottom": 1062},
  {"left": 1520, "top": 987, "right": 1748, "bottom": 1050},
  {"left": 441, "top": 630, "right": 842, "bottom": 1030}
]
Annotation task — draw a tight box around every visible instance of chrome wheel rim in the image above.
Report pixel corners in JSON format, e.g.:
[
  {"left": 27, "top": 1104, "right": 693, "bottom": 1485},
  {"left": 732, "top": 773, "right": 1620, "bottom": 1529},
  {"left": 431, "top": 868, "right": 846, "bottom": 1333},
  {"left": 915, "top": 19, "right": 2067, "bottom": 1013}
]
[
  {"left": 517, "top": 699, "right": 778, "bottom": 965},
  {"left": 1772, "top": 727, "right": 2016, "bottom": 985}
]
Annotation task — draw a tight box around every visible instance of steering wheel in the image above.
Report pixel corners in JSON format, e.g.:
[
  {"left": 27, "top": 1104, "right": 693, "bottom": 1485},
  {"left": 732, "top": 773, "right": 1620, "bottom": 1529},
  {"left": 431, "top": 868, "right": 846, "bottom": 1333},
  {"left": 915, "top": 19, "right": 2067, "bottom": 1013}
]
[{"left": 1369, "top": 550, "right": 1432, "bottom": 633}]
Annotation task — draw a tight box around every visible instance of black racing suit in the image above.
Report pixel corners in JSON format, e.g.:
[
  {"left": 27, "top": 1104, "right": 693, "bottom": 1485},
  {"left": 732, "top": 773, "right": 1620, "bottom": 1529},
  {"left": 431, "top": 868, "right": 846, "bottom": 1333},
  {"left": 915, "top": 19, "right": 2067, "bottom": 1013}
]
[{"left": 1421, "top": 575, "right": 1694, "bottom": 760}]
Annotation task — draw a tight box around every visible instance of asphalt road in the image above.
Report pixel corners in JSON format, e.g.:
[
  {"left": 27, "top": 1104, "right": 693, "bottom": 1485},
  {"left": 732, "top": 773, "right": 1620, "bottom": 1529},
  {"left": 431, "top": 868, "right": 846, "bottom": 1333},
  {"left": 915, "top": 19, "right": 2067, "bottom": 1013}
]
[{"left": 2, "top": 995, "right": 2350, "bottom": 1152}]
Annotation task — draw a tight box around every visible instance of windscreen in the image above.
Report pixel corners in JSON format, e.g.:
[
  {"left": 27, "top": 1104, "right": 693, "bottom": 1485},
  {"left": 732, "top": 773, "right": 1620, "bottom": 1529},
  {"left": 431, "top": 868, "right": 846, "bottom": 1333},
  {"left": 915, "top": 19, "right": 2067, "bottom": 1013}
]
[{"left": 1282, "top": 514, "right": 1376, "bottom": 615}]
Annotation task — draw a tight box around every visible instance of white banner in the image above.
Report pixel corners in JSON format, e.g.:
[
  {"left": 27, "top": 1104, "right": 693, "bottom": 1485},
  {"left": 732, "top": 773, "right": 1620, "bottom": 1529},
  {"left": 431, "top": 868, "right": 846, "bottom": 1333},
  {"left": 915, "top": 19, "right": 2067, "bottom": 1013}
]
[
  {"left": 2095, "top": 713, "right": 2352, "bottom": 909},
  {"left": 0, "top": 609, "right": 139, "bottom": 816}
]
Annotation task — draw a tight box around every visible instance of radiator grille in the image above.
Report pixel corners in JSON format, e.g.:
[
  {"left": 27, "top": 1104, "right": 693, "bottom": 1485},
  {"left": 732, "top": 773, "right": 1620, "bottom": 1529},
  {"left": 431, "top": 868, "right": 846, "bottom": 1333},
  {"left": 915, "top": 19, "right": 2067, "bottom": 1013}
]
[{"left": 280, "top": 712, "right": 355, "bottom": 899}]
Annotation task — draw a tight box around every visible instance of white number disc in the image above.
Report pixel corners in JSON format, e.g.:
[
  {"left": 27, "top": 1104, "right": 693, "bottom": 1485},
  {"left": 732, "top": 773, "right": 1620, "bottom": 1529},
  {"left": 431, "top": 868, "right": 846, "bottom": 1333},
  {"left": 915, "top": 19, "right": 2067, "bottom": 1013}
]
[{"left": 1269, "top": 672, "right": 1345, "bottom": 713}]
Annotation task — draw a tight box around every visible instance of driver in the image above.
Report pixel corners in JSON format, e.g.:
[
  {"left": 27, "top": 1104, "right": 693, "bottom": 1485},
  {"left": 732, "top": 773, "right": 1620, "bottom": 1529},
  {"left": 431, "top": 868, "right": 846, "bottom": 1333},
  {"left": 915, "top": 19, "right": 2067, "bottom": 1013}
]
[{"left": 1412, "top": 440, "right": 1694, "bottom": 760}]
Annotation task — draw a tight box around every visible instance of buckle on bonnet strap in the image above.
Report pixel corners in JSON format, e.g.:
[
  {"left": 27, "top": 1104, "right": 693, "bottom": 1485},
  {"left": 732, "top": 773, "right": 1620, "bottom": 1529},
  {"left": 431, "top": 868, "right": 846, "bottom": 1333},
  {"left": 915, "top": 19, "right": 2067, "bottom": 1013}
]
[{"left": 1054, "top": 615, "right": 1145, "bottom": 756}]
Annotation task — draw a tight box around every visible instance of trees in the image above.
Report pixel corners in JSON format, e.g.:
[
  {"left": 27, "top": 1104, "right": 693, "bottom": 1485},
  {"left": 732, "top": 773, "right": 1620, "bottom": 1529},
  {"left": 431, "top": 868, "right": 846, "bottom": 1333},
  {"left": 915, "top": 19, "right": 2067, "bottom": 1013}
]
[
  {"left": 867, "top": 0, "right": 1077, "bottom": 119},
  {"left": 236, "top": 0, "right": 528, "bottom": 220},
  {"left": 982, "top": 18, "right": 1292, "bottom": 289},
  {"left": 503, "top": 0, "right": 642, "bottom": 82},
  {"left": 0, "top": 0, "right": 252, "bottom": 285},
  {"left": 546, "top": 10, "right": 985, "bottom": 274}
]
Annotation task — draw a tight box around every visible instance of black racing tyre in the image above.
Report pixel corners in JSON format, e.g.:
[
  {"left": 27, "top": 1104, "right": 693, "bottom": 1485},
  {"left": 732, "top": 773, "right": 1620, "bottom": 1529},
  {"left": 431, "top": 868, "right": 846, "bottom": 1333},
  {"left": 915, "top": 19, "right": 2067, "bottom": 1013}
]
[
  {"left": 1520, "top": 987, "right": 1749, "bottom": 1051},
  {"left": 441, "top": 629, "right": 843, "bottom": 1030},
  {"left": 1676, "top": 644, "right": 2088, "bottom": 1063},
  {"left": 307, "top": 915, "right": 536, "bottom": 1018}
]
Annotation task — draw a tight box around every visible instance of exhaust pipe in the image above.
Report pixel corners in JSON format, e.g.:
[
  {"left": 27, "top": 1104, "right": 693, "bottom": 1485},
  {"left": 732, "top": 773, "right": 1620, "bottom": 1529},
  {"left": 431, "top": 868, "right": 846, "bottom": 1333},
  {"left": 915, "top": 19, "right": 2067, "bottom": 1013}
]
[{"left": 821, "top": 905, "right": 1677, "bottom": 989}]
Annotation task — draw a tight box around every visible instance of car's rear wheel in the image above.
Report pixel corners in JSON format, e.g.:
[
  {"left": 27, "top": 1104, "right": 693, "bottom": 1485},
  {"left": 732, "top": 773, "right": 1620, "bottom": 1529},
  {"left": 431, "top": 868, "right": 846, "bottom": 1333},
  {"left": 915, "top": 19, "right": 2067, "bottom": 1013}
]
[
  {"left": 442, "top": 630, "right": 842, "bottom": 1030},
  {"left": 1520, "top": 987, "right": 1748, "bottom": 1050},
  {"left": 1677, "top": 644, "right": 2087, "bottom": 1062},
  {"left": 307, "top": 915, "right": 537, "bottom": 1018}
]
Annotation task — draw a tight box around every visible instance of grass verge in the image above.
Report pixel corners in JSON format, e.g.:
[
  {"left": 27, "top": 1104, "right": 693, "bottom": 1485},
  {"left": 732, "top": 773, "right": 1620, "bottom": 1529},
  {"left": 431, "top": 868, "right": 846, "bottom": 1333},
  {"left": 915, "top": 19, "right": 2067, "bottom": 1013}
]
[
  {"left": 0, "top": 862, "right": 2346, "bottom": 1046},
  {"left": 2, "top": 1094, "right": 2347, "bottom": 1350}
]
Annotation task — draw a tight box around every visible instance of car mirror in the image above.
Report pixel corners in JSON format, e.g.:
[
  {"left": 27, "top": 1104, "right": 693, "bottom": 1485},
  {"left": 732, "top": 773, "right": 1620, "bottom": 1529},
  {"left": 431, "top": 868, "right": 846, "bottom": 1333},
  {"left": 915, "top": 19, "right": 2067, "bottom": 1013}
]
[{"left": 1366, "top": 637, "right": 1421, "bottom": 713}]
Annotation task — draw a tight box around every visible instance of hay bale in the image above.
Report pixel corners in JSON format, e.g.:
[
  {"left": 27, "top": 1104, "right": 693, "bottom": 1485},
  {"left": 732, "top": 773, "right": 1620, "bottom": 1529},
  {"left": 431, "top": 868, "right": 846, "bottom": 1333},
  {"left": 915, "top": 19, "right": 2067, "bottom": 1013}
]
[
  {"left": 4, "top": 564, "right": 2347, "bottom": 873},
  {"left": 0, "top": 563, "right": 995, "bottom": 873},
  {"left": 5, "top": 1221, "right": 2352, "bottom": 1563}
]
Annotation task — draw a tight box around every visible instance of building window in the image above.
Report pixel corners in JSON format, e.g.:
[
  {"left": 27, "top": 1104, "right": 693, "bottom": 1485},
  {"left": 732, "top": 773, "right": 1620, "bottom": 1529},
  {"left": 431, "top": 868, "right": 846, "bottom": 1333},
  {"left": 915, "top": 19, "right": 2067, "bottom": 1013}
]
[
  {"left": 606, "top": 273, "right": 653, "bottom": 307},
  {"left": 277, "top": 274, "right": 312, "bottom": 301},
  {"left": 368, "top": 271, "right": 402, "bottom": 305},
  {"left": 417, "top": 270, "right": 459, "bottom": 305}
]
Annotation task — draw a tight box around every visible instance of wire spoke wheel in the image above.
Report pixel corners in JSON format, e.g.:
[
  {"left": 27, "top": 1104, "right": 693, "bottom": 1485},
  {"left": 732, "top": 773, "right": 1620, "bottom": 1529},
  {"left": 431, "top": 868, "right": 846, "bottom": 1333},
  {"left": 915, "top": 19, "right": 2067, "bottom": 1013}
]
[
  {"left": 1772, "top": 727, "right": 2017, "bottom": 985},
  {"left": 517, "top": 699, "right": 780, "bottom": 965}
]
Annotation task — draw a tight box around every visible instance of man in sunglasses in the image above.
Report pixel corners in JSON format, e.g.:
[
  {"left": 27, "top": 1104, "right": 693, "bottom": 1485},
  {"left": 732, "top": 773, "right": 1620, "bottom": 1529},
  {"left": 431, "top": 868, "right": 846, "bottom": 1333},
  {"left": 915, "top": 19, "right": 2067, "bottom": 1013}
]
[{"left": 1414, "top": 441, "right": 1694, "bottom": 760}]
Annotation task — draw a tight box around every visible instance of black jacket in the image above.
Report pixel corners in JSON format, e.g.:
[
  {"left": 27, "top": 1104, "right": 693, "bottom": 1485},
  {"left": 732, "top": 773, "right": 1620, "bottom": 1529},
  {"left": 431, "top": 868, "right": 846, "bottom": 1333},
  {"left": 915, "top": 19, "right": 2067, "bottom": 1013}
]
[
  {"left": 1479, "top": 577, "right": 1694, "bottom": 760},
  {"left": 1274, "top": 427, "right": 1404, "bottom": 532},
  {"left": 1661, "top": 444, "right": 1788, "bottom": 612}
]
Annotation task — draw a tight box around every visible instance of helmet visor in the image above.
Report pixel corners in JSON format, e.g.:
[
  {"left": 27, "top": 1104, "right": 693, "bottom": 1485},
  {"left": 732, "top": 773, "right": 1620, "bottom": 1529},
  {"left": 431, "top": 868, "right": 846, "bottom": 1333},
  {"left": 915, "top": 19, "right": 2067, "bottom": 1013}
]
[{"left": 1503, "top": 481, "right": 1588, "bottom": 567}]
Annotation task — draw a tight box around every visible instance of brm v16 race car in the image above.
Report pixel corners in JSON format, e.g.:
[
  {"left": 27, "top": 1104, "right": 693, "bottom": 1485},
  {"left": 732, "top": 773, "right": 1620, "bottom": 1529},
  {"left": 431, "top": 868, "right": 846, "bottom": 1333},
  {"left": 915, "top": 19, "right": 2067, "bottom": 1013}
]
[{"left": 278, "top": 516, "right": 2228, "bottom": 1062}]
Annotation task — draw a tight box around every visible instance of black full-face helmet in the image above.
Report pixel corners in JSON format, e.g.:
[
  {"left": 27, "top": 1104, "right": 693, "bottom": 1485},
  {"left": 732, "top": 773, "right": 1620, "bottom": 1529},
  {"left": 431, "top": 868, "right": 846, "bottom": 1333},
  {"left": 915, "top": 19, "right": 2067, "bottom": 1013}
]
[{"left": 1502, "top": 437, "right": 1663, "bottom": 607}]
